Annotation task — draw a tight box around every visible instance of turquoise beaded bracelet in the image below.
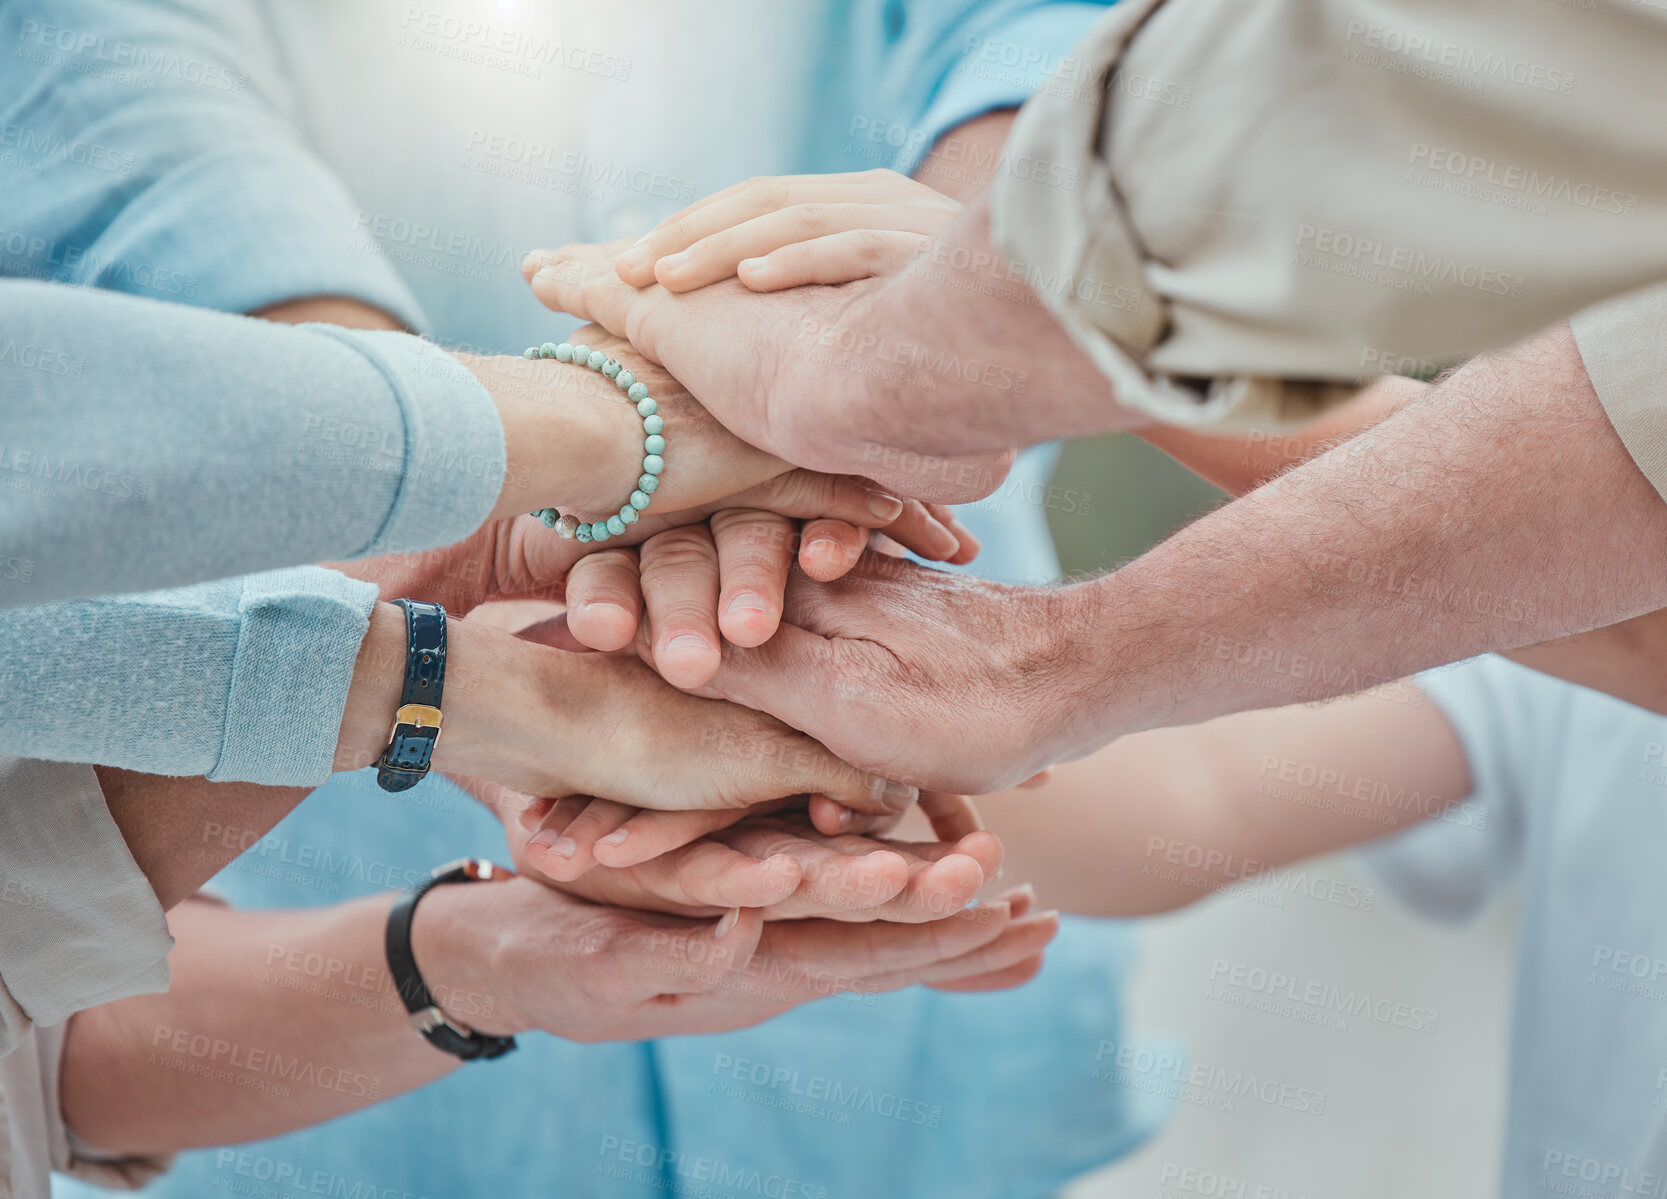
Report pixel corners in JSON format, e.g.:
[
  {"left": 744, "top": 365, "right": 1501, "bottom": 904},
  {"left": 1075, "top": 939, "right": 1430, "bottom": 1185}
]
[{"left": 521, "top": 340, "right": 666, "bottom": 543}]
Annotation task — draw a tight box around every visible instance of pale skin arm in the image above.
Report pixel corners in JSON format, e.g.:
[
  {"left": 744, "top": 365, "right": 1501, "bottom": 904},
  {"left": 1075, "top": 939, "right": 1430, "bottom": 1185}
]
[
  {"left": 976, "top": 689, "right": 1472, "bottom": 917},
  {"left": 64, "top": 875, "right": 1052, "bottom": 1153}
]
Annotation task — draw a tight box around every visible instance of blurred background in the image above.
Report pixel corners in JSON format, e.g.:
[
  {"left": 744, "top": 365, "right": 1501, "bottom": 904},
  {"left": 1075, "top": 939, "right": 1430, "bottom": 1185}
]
[{"left": 1048, "top": 440, "right": 1516, "bottom": 1198}]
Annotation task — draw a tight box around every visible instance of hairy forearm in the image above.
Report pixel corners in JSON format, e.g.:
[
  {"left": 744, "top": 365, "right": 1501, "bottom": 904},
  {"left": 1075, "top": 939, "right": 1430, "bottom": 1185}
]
[
  {"left": 62, "top": 896, "right": 457, "bottom": 1152},
  {"left": 1059, "top": 323, "right": 1667, "bottom": 747},
  {"left": 1138, "top": 376, "right": 1425, "bottom": 496},
  {"left": 817, "top": 199, "right": 1130, "bottom": 463}
]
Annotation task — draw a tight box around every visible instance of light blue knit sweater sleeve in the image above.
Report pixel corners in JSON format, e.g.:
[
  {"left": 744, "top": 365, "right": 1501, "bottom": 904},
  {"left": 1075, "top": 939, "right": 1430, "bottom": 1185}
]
[
  {"left": 0, "top": 280, "right": 504, "bottom": 607},
  {"left": 0, "top": 567, "right": 377, "bottom": 784}
]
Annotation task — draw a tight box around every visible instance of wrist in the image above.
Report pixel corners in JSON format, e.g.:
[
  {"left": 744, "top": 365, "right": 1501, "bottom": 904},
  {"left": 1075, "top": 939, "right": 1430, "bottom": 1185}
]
[
  {"left": 406, "top": 880, "right": 522, "bottom": 1037},
  {"left": 334, "top": 602, "right": 409, "bottom": 773},
  {"left": 459, "top": 351, "right": 639, "bottom": 522},
  {"left": 426, "top": 619, "right": 586, "bottom": 798},
  {"left": 1030, "top": 576, "right": 1136, "bottom": 762}
]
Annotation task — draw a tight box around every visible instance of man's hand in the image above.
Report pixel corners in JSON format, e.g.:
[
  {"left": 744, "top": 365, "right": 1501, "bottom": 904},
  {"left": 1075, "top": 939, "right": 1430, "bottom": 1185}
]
[{"left": 649, "top": 553, "right": 1091, "bottom": 795}]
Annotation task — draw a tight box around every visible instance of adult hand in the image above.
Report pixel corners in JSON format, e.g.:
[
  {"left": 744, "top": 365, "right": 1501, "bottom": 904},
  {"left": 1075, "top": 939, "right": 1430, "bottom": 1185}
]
[
  {"left": 522, "top": 248, "right": 1015, "bottom": 503},
  {"left": 464, "top": 325, "right": 969, "bottom": 556},
  {"left": 334, "top": 607, "right": 918, "bottom": 816},
  {"left": 643, "top": 552, "right": 1099, "bottom": 795},
  {"left": 415, "top": 873, "right": 1056, "bottom": 1041},
  {"left": 484, "top": 789, "right": 1000, "bottom": 924}
]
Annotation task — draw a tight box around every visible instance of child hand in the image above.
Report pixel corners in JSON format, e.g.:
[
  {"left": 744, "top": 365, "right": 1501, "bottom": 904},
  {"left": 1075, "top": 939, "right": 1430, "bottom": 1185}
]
[{"left": 614, "top": 169, "right": 959, "bottom": 293}]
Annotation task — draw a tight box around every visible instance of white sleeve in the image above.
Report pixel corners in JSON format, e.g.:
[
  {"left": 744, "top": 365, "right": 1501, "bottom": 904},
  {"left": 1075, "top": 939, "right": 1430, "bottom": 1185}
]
[{"left": 1360, "top": 656, "right": 1572, "bottom": 923}]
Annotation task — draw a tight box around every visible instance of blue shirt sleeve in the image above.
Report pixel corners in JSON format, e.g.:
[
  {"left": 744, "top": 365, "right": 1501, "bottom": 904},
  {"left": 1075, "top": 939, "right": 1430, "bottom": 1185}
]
[
  {"left": 0, "top": 0, "right": 427, "bottom": 327},
  {"left": 0, "top": 281, "right": 504, "bottom": 607},
  {"left": 819, "top": 0, "right": 1115, "bottom": 176}
]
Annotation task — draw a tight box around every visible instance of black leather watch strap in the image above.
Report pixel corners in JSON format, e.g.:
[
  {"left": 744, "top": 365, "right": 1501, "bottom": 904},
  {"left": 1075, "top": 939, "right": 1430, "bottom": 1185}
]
[
  {"left": 376, "top": 599, "right": 447, "bottom": 792},
  {"left": 385, "top": 858, "right": 517, "bottom": 1062}
]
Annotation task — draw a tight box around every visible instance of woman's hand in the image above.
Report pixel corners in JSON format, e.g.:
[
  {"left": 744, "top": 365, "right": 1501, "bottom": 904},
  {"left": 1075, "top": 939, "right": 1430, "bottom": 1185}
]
[
  {"left": 492, "top": 792, "right": 1002, "bottom": 924},
  {"left": 335, "top": 606, "right": 916, "bottom": 815},
  {"left": 419, "top": 874, "right": 1055, "bottom": 1044},
  {"left": 611, "top": 169, "right": 960, "bottom": 293},
  {"left": 473, "top": 325, "right": 968, "bottom": 554}
]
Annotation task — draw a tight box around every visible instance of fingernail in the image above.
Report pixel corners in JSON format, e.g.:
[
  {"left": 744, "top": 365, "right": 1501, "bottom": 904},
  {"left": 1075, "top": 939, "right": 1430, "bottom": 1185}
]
[
  {"left": 879, "top": 779, "right": 919, "bottom": 811},
  {"left": 632, "top": 234, "right": 650, "bottom": 247},
  {"left": 667, "top": 633, "right": 713, "bottom": 653},
  {"left": 579, "top": 600, "right": 630, "bottom": 624},
  {"left": 616, "top": 244, "right": 649, "bottom": 270},
  {"left": 865, "top": 490, "right": 905, "bottom": 522},
  {"left": 658, "top": 250, "right": 690, "bottom": 273},
  {"left": 527, "top": 830, "right": 558, "bottom": 852},
  {"left": 598, "top": 829, "right": 630, "bottom": 846},
  {"left": 739, "top": 256, "right": 770, "bottom": 274},
  {"left": 544, "top": 837, "right": 577, "bottom": 860},
  {"left": 520, "top": 251, "right": 543, "bottom": 274},
  {"left": 715, "top": 907, "right": 742, "bottom": 939},
  {"left": 806, "top": 537, "right": 843, "bottom": 558},
  {"left": 533, "top": 264, "right": 561, "bottom": 288},
  {"left": 726, "top": 591, "right": 769, "bottom": 615},
  {"left": 834, "top": 807, "right": 854, "bottom": 832}
]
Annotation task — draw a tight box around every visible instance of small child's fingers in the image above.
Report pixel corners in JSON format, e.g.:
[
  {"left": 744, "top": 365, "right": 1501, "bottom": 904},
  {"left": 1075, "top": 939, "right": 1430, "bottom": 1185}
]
[
  {"left": 739, "top": 230, "right": 937, "bottom": 291},
  {"left": 591, "top": 807, "right": 752, "bottom": 869},
  {"left": 656, "top": 205, "right": 952, "bottom": 292},
  {"left": 533, "top": 797, "right": 637, "bottom": 881},
  {"left": 615, "top": 170, "right": 939, "bottom": 284}
]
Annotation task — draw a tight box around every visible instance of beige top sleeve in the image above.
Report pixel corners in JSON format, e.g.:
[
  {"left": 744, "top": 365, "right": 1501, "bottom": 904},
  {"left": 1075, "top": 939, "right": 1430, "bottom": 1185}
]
[
  {"left": 990, "top": 0, "right": 1667, "bottom": 436},
  {"left": 0, "top": 1024, "right": 171, "bottom": 1198},
  {"left": 0, "top": 758, "right": 173, "bottom": 1060}
]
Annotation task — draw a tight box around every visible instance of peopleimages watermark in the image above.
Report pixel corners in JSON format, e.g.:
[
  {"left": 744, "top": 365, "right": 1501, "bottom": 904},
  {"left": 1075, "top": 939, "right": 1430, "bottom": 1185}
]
[
  {"left": 1155, "top": 1160, "right": 1305, "bottom": 1199},
  {"left": 462, "top": 130, "right": 696, "bottom": 203},
  {"left": 150, "top": 1024, "right": 382, "bottom": 1101},
  {"left": 15, "top": 19, "right": 250, "bottom": 94},
  {"left": 709, "top": 1054, "right": 944, "bottom": 1129},
  {"left": 1142, "top": 835, "right": 1377, "bottom": 914},
  {"left": 1293, "top": 223, "right": 1525, "bottom": 299},
  {"left": 1206, "top": 957, "right": 1441, "bottom": 1034},
  {"left": 595, "top": 1135, "right": 829, "bottom": 1198},
  {"left": 396, "top": 8, "right": 631, "bottom": 82},
  {"left": 1406, "top": 142, "right": 1638, "bottom": 219},
  {"left": 213, "top": 1150, "right": 433, "bottom": 1199},
  {"left": 1092, "top": 1041, "right": 1327, "bottom": 1117},
  {"left": 1339, "top": 20, "right": 1576, "bottom": 96},
  {"left": 1540, "top": 1150, "right": 1667, "bottom": 1198}
]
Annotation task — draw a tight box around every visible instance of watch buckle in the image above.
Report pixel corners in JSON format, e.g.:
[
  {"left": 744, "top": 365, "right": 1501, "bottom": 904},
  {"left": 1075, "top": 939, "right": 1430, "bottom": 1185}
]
[
  {"left": 410, "top": 1004, "right": 473, "bottom": 1039},
  {"left": 393, "top": 703, "right": 443, "bottom": 732}
]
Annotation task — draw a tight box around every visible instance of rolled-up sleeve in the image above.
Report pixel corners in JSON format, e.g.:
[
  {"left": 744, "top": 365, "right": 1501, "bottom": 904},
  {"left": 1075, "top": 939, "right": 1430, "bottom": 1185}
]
[
  {"left": 0, "top": 0, "right": 425, "bottom": 327},
  {"left": 990, "top": 0, "right": 1667, "bottom": 432},
  {"left": 0, "top": 281, "right": 504, "bottom": 606},
  {"left": 0, "top": 567, "right": 377, "bottom": 785},
  {"left": 0, "top": 758, "right": 172, "bottom": 1060}
]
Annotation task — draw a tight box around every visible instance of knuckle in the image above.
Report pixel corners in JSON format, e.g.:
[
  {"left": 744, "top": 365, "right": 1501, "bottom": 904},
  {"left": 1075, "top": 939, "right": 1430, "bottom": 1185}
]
[
  {"left": 756, "top": 181, "right": 793, "bottom": 213},
  {"left": 792, "top": 203, "right": 828, "bottom": 233}
]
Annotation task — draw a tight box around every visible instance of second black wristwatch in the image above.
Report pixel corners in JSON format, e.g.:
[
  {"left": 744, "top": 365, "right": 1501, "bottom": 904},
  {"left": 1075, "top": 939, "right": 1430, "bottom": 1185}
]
[{"left": 385, "top": 858, "right": 518, "bottom": 1062}]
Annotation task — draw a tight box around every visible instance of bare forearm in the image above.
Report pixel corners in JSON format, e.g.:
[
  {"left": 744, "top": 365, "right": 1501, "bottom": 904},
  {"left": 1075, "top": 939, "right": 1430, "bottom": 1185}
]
[
  {"left": 1059, "top": 323, "right": 1667, "bottom": 747},
  {"left": 62, "top": 896, "right": 458, "bottom": 1152},
  {"left": 983, "top": 694, "right": 1470, "bottom": 916}
]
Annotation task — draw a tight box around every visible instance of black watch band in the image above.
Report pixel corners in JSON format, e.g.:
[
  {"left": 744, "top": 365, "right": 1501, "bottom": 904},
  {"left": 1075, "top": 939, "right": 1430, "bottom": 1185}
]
[
  {"left": 376, "top": 599, "right": 447, "bottom": 793},
  {"left": 385, "top": 858, "right": 518, "bottom": 1062}
]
